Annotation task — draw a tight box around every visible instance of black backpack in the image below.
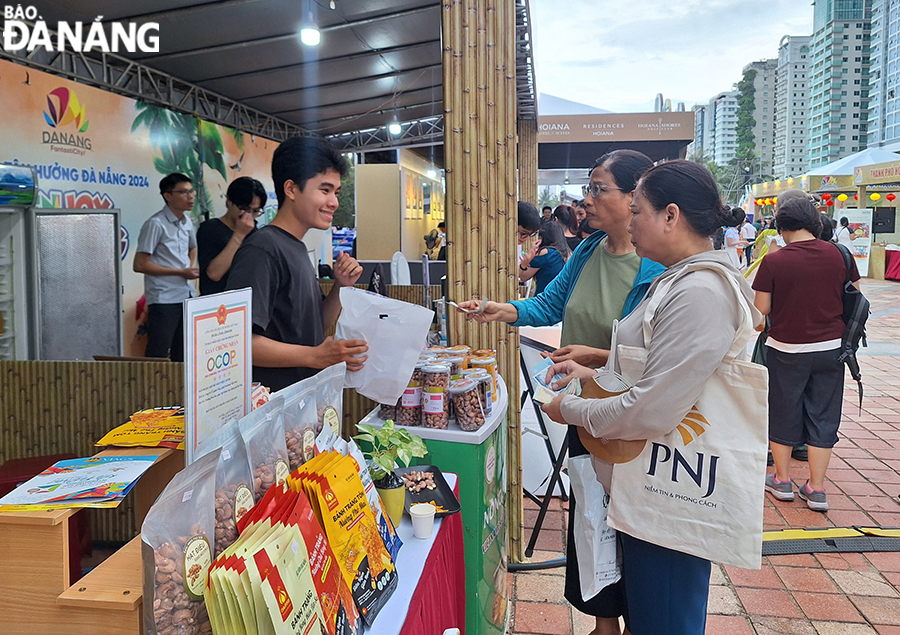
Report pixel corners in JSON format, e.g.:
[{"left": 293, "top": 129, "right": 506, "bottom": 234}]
[{"left": 834, "top": 243, "right": 869, "bottom": 410}]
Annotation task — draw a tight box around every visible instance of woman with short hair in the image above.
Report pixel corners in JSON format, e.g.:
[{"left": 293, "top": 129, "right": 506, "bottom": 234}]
[{"left": 754, "top": 191, "right": 859, "bottom": 512}]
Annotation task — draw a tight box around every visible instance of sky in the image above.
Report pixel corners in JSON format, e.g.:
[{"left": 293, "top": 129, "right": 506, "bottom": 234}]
[{"left": 530, "top": 0, "right": 814, "bottom": 113}]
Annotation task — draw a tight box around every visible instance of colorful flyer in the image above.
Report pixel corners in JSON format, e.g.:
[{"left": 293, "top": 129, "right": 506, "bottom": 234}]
[
  {"left": 95, "top": 406, "right": 185, "bottom": 449},
  {"left": 0, "top": 455, "right": 157, "bottom": 511},
  {"left": 183, "top": 288, "right": 253, "bottom": 464}
]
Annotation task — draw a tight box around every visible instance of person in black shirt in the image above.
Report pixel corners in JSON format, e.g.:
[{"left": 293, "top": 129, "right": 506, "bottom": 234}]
[
  {"left": 226, "top": 136, "right": 367, "bottom": 392},
  {"left": 197, "top": 177, "right": 266, "bottom": 295}
]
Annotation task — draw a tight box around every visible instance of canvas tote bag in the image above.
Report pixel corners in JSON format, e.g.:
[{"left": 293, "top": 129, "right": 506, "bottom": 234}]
[{"left": 606, "top": 262, "right": 769, "bottom": 570}]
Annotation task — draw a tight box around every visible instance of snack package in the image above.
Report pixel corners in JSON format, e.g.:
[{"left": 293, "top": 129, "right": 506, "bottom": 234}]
[
  {"left": 239, "top": 395, "right": 289, "bottom": 501},
  {"left": 277, "top": 377, "right": 319, "bottom": 471},
  {"left": 285, "top": 492, "right": 360, "bottom": 635},
  {"left": 96, "top": 406, "right": 185, "bottom": 450},
  {"left": 342, "top": 438, "right": 402, "bottom": 561},
  {"left": 196, "top": 420, "right": 256, "bottom": 557},
  {"left": 293, "top": 452, "right": 397, "bottom": 627},
  {"left": 142, "top": 449, "right": 219, "bottom": 635},
  {"left": 315, "top": 363, "right": 346, "bottom": 435}
]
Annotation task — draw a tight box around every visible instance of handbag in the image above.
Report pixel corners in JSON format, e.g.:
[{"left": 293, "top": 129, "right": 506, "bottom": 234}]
[
  {"left": 606, "top": 262, "right": 769, "bottom": 570},
  {"left": 568, "top": 455, "right": 621, "bottom": 601}
]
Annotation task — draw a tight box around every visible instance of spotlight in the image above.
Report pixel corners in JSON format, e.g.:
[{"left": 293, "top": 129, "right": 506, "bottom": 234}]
[
  {"left": 389, "top": 122, "right": 402, "bottom": 135},
  {"left": 300, "top": 11, "right": 320, "bottom": 46},
  {"left": 427, "top": 168, "right": 437, "bottom": 179}
]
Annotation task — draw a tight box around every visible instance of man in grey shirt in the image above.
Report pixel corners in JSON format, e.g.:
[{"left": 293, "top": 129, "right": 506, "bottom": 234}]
[{"left": 133, "top": 173, "right": 199, "bottom": 361}]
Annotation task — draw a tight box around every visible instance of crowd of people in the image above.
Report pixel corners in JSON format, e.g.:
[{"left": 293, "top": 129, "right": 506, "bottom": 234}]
[{"left": 132, "top": 135, "right": 859, "bottom": 635}]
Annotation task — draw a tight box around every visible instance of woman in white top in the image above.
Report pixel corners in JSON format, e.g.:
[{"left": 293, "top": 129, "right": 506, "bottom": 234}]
[
  {"left": 724, "top": 207, "right": 749, "bottom": 268},
  {"left": 833, "top": 216, "right": 855, "bottom": 252}
]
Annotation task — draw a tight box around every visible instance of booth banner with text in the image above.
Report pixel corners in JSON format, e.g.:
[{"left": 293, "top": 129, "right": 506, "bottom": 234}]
[
  {"left": 837, "top": 208, "right": 875, "bottom": 277},
  {"left": 536, "top": 112, "right": 695, "bottom": 143},
  {"left": 0, "top": 59, "right": 281, "bottom": 355},
  {"left": 184, "top": 289, "right": 253, "bottom": 464}
]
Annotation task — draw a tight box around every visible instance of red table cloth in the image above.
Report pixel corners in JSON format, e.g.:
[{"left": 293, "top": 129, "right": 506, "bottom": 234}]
[
  {"left": 886, "top": 250, "right": 900, "bottom": 281},
  {"left": 399, "top": 479, "right": 466, "bottom": 635}
]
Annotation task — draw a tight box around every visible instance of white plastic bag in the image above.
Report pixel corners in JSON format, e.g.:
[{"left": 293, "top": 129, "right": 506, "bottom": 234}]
[
  {"left": 568, "top": 454, "right": 621, "bottom": 602},
  {"left": 335, "top": 286, "right": 434, "bottom": 404}
]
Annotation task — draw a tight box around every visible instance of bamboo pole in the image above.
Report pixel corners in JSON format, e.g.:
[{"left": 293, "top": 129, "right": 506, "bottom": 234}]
[
  {"left": 443, "top": 0, "right": 523, "bottom": 561},
  {"left": 518, "top": 118, "right": 538, "bottom": 206}
]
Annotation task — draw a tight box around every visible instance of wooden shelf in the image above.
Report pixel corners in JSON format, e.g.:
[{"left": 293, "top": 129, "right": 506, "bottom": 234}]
[{"left": 58, "top": 536, "right": 143, "bottom": 612}]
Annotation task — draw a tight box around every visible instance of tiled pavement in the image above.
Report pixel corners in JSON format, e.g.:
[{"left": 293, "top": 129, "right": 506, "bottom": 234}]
[{"left": 510, "top": 278, "right": 900, "bottom": 635}]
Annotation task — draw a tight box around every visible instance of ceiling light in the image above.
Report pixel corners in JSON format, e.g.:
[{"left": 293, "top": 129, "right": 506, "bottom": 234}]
[
  {"left": 389, "top": 122, "right": 402, "bottom": 135},
  {"left": 427, "top": 168, "right": 437, "bottom": 179},
  {"left": 300, "top": 11, "right": 320, "bottom": 46}
]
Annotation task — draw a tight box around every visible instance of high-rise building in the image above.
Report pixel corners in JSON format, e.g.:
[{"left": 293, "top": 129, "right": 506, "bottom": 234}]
[
  {"left": 710, "top": 91, "right": 739, "bottom": 165},
  {"left": 806, "top": 0, "right": 872, "bottom": 168},
  {"left": 688, "top": 105, "right": 706, "bottom": 158},
  {"left": 773, "top": 36, "right": 812, "bottom": 178},
  {"left": 742, "top": 59, "right": 779, "bottom": 173},
  {"left": 867, "top": 0, "right": 898, "bottom": 148}
]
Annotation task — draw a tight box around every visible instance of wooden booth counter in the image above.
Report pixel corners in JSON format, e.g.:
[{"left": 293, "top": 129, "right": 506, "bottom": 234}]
[{"left": 0, "top": 447, "right": 183, "bottom": 635}]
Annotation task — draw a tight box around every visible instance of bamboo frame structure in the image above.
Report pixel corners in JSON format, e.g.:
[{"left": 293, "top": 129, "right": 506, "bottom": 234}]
[
  {"left": 517, "top": 118, "right": 538, "bottom": 205},
  {"left": 443, "top": 0, "right": 524, "bottom": 563}
]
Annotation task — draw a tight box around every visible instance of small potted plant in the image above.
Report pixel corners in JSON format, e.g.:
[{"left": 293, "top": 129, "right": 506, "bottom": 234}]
[{"left": 355, "top": 419, "right": 428, "bottom": 526}]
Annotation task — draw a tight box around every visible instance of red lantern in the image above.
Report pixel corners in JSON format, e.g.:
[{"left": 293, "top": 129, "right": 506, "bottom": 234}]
[
  {"left": 854, "top": 194, "right": 859, "bottom": 200},
  {"left": 821, "top": 193, "right": 832, "bottom": 200},
  {"left": 755, "top": 198, "right": 764, "bottom": 206},
  {"left": 826, "top": 200, "right": 834, "bottom": 206},
  {"left": 888, "top": 193, "right": 897, "bottom": 202}
]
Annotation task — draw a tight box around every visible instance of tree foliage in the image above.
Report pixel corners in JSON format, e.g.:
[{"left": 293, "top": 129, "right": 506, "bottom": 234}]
[
  {"left": 736, "top": 69, "right": 758, "bottom": 160},
  {"left": 333, "top": 159, "right": 356, "bottom": 228},
  {"left": 538, "top": 186, "right": 560, "bottom": 210}
]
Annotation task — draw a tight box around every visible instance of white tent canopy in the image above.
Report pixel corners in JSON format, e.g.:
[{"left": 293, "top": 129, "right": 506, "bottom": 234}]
[{"left": 807, "top": 147, "right": 900, "bottom": 176}]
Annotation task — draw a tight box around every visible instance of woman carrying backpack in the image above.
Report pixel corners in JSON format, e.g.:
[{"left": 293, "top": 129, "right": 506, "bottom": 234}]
[
  {"left": 753, "top": 191, "right": 860, "bottom": 512},
  {"left": 833, "top": 216, "right": 855, "bottom": 251}
]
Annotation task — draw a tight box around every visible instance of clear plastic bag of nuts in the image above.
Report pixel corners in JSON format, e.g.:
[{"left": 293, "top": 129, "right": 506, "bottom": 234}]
[
  {"left": 450, "top": 378, "right": 487, "bottom": 431},
  {"left": 141, "top": 449, "right": 219, "bottom": 635},
  {"left": 422, "top": 364, "right": 450, "bottom": 429},
  {"left": 397, "top": 363, "right": 426, "bottom": 427},
  {"left": 278, "top": 376, "right": 319, "bottom": 471},
  {"left": 238, "top": 394, "right": 290, "bottom": 501},
  {"left": 194, "top": 420, "right": 255, "bottom": 557}
]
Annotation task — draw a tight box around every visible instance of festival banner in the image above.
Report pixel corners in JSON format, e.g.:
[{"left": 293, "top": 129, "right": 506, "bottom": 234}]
[{"left": 0, "top": 59, "right": 280, "bottom": 355}]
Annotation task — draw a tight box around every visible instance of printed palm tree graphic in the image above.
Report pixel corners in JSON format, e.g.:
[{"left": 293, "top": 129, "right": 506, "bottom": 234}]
[{"left": 131, "top": 102, "right": 244, "bottom": 222}]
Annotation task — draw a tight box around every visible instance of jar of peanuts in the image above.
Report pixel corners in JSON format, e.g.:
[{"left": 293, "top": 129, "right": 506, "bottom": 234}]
[
  {"left": 443, "top": 355, "right": 466, "bottom": 379},
  {"left": 379, "top": 400, "right": 400, "bottom": 421},
  {"left": 462, "top": 368, "right": 493, "bottom": 416},
  {"left": 450, "top": 378, "right": 486, "bottom": 431},
  {"left": 422, "top": 364, "right": 450, "bottom": 429},
  {"left": 445, "top": 344, "right": 472, "bottom": 357},
  {"left": 398, "top": 363, "right": 426, "bottom": 427},
  {"left": 469, "top": 356, "right": 498, "bottom": 403}
]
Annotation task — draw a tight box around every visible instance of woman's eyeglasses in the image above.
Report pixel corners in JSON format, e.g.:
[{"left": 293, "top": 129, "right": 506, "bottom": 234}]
[{"left": 582, "top": 182, "right": 624, "bottom": 198}]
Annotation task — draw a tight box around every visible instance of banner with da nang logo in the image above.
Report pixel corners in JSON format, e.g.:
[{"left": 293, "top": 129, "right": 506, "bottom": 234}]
[{"left": 0, "top": 58, "right": 287, "bottom": 355}]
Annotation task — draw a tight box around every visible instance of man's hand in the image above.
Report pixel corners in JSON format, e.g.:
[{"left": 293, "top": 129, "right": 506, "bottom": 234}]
[
  {"left": 544, "top": 359, "right": 594, "bottom": 390},
  {"left": 334, "top": 251, "right": 363, "bottom": 287},
  {"left": 315, "top": 336, "right": 368, "bottom": 371},
  {"left": 541, "top": 345, "right": 609, "bottom": 368},
  {"left": 180, "top": 267, "right": 200, "bottom": 280},
  {"left": 235, "top": 211, "right": 256, "bottom": 238},
  {"left": 540, "top": 394, "right": 568, "bottom": 425}
]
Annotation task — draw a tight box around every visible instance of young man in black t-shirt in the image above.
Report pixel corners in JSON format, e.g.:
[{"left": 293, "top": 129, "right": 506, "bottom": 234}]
[
  {"left": 197, "top": 177, "right": 265, "bottom": 295},
  {"left": 226, "top": 136, "right": 368, "bottom": 391}
]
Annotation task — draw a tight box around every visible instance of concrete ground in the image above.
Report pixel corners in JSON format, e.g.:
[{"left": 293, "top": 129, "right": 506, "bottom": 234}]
[{"left": 510, "top": 278, "right": 900, "bottom": 635}]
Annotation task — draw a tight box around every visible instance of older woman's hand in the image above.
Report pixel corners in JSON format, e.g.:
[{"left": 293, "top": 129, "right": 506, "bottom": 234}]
[
  {"left": 542, "top": 344, "right": 609, "bottom": 368},
  {"left": 454, "top": 300, "right": 517, "bottom": 323},
  {"left": 540, "top": 394, "right": 568, "bottom": 424},
  {"left": 544, "top": 359, "right": 595, "bottom": 390}
]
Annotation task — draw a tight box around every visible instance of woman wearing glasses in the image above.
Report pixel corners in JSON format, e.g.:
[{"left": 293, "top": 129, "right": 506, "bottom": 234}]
[
  {"left": 197, "top": 177, "right": 267, "bottom": 295},
  {"left": 459, "top": 149, "right": 664, "bottom": 635}
]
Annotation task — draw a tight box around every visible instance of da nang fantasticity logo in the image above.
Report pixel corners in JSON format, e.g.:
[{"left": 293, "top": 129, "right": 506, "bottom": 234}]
[
  {"left": 2, "top": 5, "right": 159, "bottom": 53},
  {"left": 44, "top": 87, "right": 89, "bottom": 133}
]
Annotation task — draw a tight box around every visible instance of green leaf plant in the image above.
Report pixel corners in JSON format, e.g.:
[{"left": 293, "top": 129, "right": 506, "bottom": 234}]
[{"left": 355, "top": 419, "right": 428, "bottom": 488}]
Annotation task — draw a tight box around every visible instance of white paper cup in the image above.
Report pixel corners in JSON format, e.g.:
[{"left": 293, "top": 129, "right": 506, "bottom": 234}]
[{"left": 409, "top": 502, "right": 437, "bottom": 539}]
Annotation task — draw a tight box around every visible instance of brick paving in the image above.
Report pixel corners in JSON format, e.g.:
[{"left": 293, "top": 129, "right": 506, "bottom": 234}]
[{"left": 510, "top": 278, "right": 900, "bottom": 634}]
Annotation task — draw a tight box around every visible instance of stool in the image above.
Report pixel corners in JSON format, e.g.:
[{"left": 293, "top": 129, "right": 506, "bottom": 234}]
[{"left": 0, "top": 454, "right": 92, "bottom": 584}]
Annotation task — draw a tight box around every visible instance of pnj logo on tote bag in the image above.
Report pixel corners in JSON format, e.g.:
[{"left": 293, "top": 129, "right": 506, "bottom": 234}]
[
  {"left": 2, "top": 6, "right": 159, "bottom": 53},
  {"left": 646, "top": 406, "right": 720, "bottom": 501}
]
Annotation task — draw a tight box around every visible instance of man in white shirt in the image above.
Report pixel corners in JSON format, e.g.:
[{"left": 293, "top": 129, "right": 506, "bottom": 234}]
[{"left": 740, "top": 218, "right": 758, "bottom": 265}]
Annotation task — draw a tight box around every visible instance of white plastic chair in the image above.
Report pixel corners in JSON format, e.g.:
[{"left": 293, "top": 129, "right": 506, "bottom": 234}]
[{"left": 391, "top": 251, "right": 411, "bottom": 285}]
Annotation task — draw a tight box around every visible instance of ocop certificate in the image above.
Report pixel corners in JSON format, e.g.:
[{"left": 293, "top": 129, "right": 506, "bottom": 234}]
[{"left": 184, "top": 288, "right": 253, "bottom": 463}]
